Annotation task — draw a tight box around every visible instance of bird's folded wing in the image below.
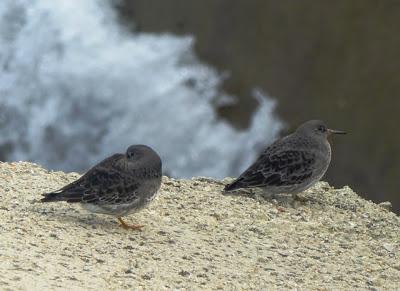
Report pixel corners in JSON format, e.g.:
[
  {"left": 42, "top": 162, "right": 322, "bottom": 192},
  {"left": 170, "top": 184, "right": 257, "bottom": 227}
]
[
  {"left": 236, "top": 150, "right": 316, "bottom": 188},
  {"left": 58, "top": 167, "right": 140, "bottom": 204},
  {"left": 58, "top": 153, "right": 123, "bottom": 192}
]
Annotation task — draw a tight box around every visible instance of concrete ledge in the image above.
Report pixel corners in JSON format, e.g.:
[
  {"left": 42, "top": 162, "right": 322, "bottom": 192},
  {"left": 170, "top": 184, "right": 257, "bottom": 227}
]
[{"left": 0, "top": 162, "right": 399, "bottom": 290}]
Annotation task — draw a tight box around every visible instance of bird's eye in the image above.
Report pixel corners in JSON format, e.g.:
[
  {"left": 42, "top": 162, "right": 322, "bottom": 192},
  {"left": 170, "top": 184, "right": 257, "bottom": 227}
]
[
  {"left": 317, "top": 125, "right": 326, "bottom": 132},
  {"left": 128, "top": 152, "right": 135, "bottom": 159}
]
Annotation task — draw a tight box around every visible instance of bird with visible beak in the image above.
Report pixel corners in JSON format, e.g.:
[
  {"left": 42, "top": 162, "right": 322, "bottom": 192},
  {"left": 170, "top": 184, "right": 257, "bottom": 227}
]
[{"left": 224, "top": 120, "right": 346, "bottom": 198}]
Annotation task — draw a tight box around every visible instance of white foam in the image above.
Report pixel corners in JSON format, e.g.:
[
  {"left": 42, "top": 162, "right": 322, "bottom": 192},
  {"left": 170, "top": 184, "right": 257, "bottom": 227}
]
[{"left": 0, "top": 0, "right": 282, "bottom": 178}]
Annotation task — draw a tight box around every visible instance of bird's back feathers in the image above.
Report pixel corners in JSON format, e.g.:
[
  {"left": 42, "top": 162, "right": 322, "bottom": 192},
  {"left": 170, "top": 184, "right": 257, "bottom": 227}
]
[
  {"left": 224, "top": 132, "right": 329, "bottom": 193},
  {"left": 41, "top": 152, "right": 160, "bottom": 205}
]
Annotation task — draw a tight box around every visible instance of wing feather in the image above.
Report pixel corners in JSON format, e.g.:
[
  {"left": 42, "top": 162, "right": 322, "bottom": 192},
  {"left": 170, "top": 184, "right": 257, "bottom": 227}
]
[
  {"left": 42, "top": 154, "right": 140, "bottom": 204},
  {"left": 225, "top": 149, "right": 316, "bottom": 191}
]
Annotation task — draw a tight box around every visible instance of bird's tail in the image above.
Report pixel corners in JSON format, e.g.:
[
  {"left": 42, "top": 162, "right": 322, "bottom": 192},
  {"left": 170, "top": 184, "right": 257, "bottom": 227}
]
[
  {"left": 41, "top": 191, "right": 64, "bottom": 202},
  {"left": 223, "top": 180, "right": 242, "bottom": 192}
]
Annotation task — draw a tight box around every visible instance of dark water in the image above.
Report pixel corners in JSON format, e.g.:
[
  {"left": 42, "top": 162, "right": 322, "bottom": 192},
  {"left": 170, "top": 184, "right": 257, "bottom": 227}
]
[{"left": 116, "top": 0, "right": 400, "bottom": 213}]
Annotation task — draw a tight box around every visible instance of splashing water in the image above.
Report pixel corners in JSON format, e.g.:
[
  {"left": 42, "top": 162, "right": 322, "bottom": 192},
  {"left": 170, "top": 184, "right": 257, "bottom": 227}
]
[{"left": 0, "top": 0, "right": 282, "bottom": 178}]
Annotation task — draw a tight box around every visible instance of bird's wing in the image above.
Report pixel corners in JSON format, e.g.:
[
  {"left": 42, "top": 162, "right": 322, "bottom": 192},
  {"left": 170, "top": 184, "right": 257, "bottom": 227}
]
[
  {"left": 225, "top": 149, "right": 316, "bottom": 190},
  {"left": 57, "top": 153, "right": 122, "bottom": 191},
  {"left": 49, "top": 154, "right": 140, "bottom": 204},
  {"left": 80, "top": 168, "right": 140, "bottom": 204}
]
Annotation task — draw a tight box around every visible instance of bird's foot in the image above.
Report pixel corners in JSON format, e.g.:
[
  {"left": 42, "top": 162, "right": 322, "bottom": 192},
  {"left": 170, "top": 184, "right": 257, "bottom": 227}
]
[
  {"left": 293, "top": 193, "right": 308, "bottom": 203},
  {"left": 117, "top": 217, "right": 144, "bottom": 230},
  {"left": 275, "top": 206, "right": 286, "bottom": 212}
]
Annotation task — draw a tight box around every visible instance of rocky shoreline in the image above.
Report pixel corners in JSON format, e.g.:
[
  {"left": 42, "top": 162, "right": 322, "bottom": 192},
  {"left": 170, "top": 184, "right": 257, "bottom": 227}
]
[{"left": 0, "top": 162, "right": 399, "bottom": 290}]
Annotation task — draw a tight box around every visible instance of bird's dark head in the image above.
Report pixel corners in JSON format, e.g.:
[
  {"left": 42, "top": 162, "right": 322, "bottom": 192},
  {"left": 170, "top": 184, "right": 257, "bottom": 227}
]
[
  {"left": 126, "top": 145, "right": 162, "bottom": 169},
  {"left": 296, "top": 120, "right": 346, "bottom": 139}
]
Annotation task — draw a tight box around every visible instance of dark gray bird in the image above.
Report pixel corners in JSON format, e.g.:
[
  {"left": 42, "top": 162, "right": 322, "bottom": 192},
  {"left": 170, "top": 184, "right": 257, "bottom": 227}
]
[
  {"left": 41, "top": 145, "right": 162, "bottom": 230},
  {"left": 224, "top": 120, "right": 346, "bottom": 196}
]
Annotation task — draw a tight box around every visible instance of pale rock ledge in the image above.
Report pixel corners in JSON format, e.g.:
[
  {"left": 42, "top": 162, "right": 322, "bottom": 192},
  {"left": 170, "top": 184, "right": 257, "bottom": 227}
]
[{"left": 0, "top": 162, "right": 399, "bottom": 290}]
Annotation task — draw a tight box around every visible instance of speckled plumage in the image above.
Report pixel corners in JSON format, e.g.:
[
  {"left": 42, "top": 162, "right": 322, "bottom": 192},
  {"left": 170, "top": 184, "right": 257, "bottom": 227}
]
[
  {"left": 224, "top": 120, "right": 345, "bottom": 196},
  {"left": 41, "top": 145, "right": 162, "bottom": 229}
]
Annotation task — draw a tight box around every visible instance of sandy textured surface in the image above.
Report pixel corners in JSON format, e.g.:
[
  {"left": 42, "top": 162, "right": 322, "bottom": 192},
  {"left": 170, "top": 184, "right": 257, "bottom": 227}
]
[{"left": 0, "top": 162, "right": 399, "bottom": 290}]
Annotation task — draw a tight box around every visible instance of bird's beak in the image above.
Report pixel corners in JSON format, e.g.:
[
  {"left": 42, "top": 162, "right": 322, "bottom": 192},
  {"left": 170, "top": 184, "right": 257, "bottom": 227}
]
[{"left": 327, "top": 129, "right": 347, "bottom": 136}]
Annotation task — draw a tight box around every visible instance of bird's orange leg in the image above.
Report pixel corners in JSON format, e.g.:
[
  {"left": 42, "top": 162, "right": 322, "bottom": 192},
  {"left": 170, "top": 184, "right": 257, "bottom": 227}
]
[
  {"left": 117, "top": 217, "right": 144, "bottom": 230},
  {"left": 293, "top": 193, "right": 308, "bottom": 202}
]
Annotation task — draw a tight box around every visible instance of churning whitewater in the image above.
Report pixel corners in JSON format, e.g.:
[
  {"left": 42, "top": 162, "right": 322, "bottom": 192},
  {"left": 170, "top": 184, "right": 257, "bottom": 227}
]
[{"left": 0, "top": 0, "right": 282, "bottom": 178}]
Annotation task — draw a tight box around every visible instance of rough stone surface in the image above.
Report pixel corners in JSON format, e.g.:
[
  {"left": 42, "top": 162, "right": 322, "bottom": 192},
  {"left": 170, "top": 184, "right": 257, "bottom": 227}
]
[{"left": 0, "top": 162, "right": 399, "bottom": 290}]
